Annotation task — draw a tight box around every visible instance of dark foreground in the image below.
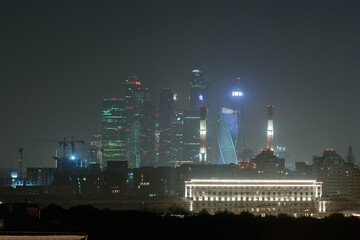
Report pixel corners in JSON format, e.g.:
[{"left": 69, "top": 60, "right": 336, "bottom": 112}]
[{"left": 1, "top": 204, "right": 360, "bottom": 240}]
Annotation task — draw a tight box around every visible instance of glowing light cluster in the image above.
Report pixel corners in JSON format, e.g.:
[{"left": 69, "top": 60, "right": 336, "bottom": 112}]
[{"left": 232, "top": 91, "right": 243, "bottom": 97}]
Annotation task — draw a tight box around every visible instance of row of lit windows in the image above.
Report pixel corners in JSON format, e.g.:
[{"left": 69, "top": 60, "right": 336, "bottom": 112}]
[
  {"left": 192, "top": 186, "right": 314, "bottom": 190},
  {"left": 194, "top": 191, "right": 314, "bottom": 196}
]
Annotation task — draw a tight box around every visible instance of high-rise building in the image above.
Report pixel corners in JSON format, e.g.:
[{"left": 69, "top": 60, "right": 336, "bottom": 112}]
[
  {"left": 138, "top": 89, "right": 156, "bottom": 167},
  {"left": 101, "top": 98, "right": 127, "bottom": 166},
  {"left": 217, "top": 108, "right": 238, "bottom": 164},
  {"left": 170, "top": 110, "right": 184, "bottom": 166},
  {"left": 183, "top": 67, "right": 210, "bottom": 164},
  {"left": 159, "top": 88, "right": 175, "bottom": 166},
  {"left": 189, "top": 68, "right": 208, "bottom": 112},
  {"left": 125, "top": 74, "right": 157, "bottom": 168},
  {"left": 232, "top": 77, "right": 245, "bottom": 159}
]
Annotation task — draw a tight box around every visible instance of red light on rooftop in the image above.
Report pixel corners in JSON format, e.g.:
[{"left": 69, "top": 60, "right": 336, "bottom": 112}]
[
  {"left": 126, "top": 81, "right": 141, "bottom": 85},
  {"left": 125, "top": 106, "right": 134, "bottom": 110}
]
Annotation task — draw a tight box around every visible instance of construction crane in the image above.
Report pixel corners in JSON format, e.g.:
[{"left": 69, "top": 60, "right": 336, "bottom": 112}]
[{"left": 33, "top": 137, "right": 84, "bottom": 159}]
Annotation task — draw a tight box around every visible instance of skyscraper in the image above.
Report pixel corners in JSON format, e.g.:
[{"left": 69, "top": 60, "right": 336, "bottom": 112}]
[
  {"left": 217, "top": 108, "right": 238, "bottom": 164},
  {"left": 125, "top": 74, "right": 155, "bottom": 168},
  {"left": 159, "top": 88, "right": 175, "bottom": 166},
  {"left": 101, "top": 98, "right": 127, "bottom": 166},
  {"left": 170, "top": 109, "right": 184, "bottom": 166},
  {"left": 183, "top": 67, "right": 210, "bottom": 164},
  {"left": 232, "top": 77, "right": 245, "bottom": 159},
  {"left": 189, "top": 68, "right": 208, "bottom": 112},
  {"left": 125, "top": 74, "right": 141, "bottom": 168}
]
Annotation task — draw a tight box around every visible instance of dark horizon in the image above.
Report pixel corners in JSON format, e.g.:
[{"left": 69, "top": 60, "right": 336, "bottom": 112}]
[{"left": 1, "top": 0, "right": 360, "bottom": 169}]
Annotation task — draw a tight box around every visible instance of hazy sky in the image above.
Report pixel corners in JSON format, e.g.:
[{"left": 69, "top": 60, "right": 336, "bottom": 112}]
[{"left": 1, "top": 0, "right": 360, "bottom": 169}]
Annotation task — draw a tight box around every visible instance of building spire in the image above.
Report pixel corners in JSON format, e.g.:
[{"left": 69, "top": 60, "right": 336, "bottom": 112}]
[{"left": 347, "top": 137, "right": 355, "bottom": 164}]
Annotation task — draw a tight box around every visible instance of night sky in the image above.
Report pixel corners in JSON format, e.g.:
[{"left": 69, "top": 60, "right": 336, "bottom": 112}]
[{"left": 1, "top": 0, "right": 360, "bottom": 169}]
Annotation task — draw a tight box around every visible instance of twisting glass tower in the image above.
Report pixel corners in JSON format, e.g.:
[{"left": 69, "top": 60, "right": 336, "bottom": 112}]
[{"left": 217, "top": 108, "right": 238, "bottom": 164}]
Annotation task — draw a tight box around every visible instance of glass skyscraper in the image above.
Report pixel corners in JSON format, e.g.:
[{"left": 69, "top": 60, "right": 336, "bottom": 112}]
[
  {"left": 183, "top": 67, "right": 210, "bottom": 164},
  {"left": 189, "top": 68, "right": 208, "bottom": 112},
  {"left": 217, "top": 108, "right": 238, "bottom": 164},
  {"left": 101, "top": 98, "right": 127, "bottom": 166}
]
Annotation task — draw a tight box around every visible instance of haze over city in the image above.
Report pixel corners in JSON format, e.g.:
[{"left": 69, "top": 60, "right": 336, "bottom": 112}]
[{"left": 1, "top": 0, "right": 360, "bottom": 169}]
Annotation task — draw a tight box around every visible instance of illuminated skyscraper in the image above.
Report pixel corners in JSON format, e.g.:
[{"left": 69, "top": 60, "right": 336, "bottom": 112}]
[
  {"left": 125, "top": 74, "right": 155, "bottom": 168},
  {"left": 189, "top": 68, "right": 208, "bottom": 112},
  {"left": 101, "top": 98, "right": 127, "bottom": 166},
  {"left": 217, "top": 108, "right": 238, "bottom": 164},
  {"left": 232, "top": 77, "right": 245, "bottom": 159},
  {"left": 183, "top": 67, "right": 210, "bottom": 164}
]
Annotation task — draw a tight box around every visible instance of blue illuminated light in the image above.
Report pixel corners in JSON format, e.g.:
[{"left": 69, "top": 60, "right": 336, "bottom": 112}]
[
  {"left": 70, "top": 155, "right": 76, "bottom": 160},
  {"left": 11, "top": 172, "right": 18, "bottom": 178},
  {"left": 232, "top": 91, "right": 243, "bottom": 97},
  {"left": 199, "top": 95, "right": 203, "bottom": 101}
]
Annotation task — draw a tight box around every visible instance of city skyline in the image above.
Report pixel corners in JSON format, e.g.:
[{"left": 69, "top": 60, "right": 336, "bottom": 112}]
[{"left": 1, "top": 0, "right": 360, "bottom": 169}]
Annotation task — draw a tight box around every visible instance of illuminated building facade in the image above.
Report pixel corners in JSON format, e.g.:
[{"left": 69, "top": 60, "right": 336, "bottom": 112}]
[
  {"left": 217, "top": 108, "right": 238, "bottom": 164},
  {"left": 101, "top": 98, "right": 127, "bottom": 166},
  {"left": 232, "top": 77, "right": 245, "bottom": 159},
  {"left": 125, "top": 74, "right": 155, "bottom": 168},
  {"left": 199, "top": 106, "right": 207, "bottom": 163},
  {"left": 183, "top": 67, "right": 210, "bottom": 164},
  {"left": 189, "top": 68, "right": 208, "bottom": 112},
  {"left": 185, "top": 179, "right": 323, "bottom": 216}
]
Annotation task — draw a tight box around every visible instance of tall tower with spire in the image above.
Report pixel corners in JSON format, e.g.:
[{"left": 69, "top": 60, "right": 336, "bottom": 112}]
[
  {"left": 347, "top": 138, "right": 355, "bottom": 164},
  {"left": 232, "top": 77, "right": 245, "bottom": 159}
]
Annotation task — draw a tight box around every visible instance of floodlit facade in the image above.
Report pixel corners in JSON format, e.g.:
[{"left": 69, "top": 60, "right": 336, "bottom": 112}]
[
  {"left": 185, "top": 179, "right": 323, "bottom": 216},
  {"left": 217, "top": 108, "right": 238, "bottom": 164}
]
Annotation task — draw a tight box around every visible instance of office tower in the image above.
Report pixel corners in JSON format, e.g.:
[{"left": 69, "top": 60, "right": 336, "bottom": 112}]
[
  {"left": 101, "top": 98, "right": 127, "bottom": 166},
  {"left": 138, "top": 89, "right": 156, "bottom": 167},
  {"left": 159, "top": 88, "right": 175, "bottom": 166},
  {"left": 125, "top": 74, "right": 156, "bottom": 168},
  {"left": 199, "top": 106, "right": 207, "bottom": 163},
  {"left": 124, "top": 74, "right": 141, "bottom": 168},
  {"left": 182, "top": 113, "right": 201, "bottom": 164},
  {"left": 189, "top": 68, "right": 208, "bottom": 112},
  {"left": 170, "top": 110, "right": 184, "bottom": 166},
  {"left": 217, "top": 108, "right": 238, "bottom": 164},
  {"left": 232, "top": 77, "right": 245, "bottom": 159},
  {"left": 183, "top": 67, "right": 210, "bottom": 164},
  {"left": 266, "top": 105, "right": 274, "bottom": 151}
]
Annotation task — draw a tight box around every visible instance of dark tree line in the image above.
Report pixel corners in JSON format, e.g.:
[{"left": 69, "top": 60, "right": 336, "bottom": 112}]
[{"left": 1, "top": 203, "right": 360, "bottom": 240}]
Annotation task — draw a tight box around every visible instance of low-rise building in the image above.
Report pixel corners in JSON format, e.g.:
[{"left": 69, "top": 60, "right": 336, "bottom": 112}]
[{"left": 185, "top": 179, "right": 323, "bottom": 217}]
